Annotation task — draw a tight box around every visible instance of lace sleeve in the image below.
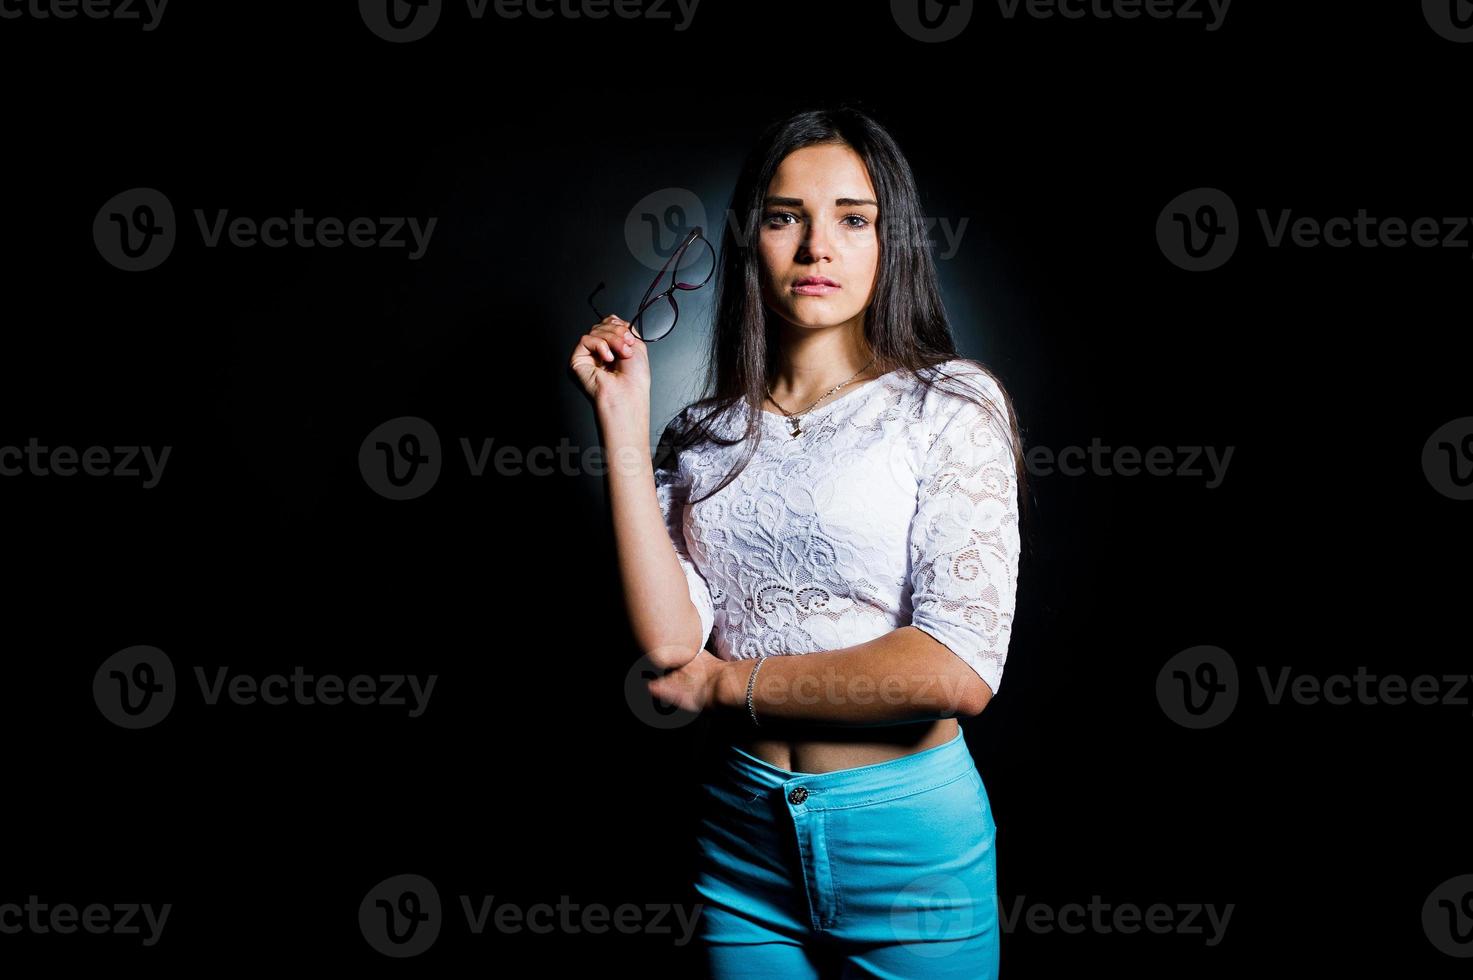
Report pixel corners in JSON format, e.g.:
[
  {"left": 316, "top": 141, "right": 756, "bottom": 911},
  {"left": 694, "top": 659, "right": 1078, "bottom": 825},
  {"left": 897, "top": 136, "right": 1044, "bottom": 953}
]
[
  {"left": 653, "top": 410, "right": 716, "bottom": 649},
  {"left": 906, "top": 370, "right": 1021, "bottom": 698}
]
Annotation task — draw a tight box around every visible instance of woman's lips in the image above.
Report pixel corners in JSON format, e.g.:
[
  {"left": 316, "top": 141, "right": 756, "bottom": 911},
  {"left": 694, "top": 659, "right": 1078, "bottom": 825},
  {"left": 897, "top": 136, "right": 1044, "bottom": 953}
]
[{"left": 792, "top": 282, "right": 840, "bottom": 295}]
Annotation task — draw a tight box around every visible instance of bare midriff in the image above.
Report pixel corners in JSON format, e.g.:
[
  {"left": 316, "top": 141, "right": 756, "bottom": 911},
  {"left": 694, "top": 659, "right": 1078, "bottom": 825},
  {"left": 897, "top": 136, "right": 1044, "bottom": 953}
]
[{"left": 709, "top": 710, "right": 959, "bottom": 775}]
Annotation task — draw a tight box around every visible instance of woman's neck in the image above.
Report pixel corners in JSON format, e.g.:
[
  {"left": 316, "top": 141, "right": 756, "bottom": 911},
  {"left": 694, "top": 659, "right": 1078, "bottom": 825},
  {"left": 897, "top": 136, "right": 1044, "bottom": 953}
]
[{"left": 767, "top": 331, "right": 878, "bottom": 404}]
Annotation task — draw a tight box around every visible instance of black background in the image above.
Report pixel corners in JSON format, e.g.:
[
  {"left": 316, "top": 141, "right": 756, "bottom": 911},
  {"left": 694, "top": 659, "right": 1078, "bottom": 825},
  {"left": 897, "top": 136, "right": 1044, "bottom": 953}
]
[{"left": 2, "top": 0, "right": 1469, "bottom": 974}]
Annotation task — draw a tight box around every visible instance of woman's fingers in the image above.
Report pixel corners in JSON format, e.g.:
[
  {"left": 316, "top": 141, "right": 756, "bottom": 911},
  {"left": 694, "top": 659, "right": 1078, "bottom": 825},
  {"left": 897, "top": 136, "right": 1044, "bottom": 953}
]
[
  {"left": 590, "top": 318, "right": 639, "bottom": 358},
  {"left": 577, "top": 333, "right": 610, "bottom": 364},
  {"left": 579, "top": 333, "right": 629, "bottom": 366},
  {"left": 569, "top": 315, "right": 648, "bottom": 403}
]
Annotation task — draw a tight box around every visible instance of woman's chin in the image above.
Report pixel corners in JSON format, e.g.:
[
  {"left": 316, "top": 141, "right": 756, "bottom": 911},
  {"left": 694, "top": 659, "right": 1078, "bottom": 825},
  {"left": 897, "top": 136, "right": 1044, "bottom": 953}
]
[{"left": 771, "top": 306, "right": 858, "bottom": 331}]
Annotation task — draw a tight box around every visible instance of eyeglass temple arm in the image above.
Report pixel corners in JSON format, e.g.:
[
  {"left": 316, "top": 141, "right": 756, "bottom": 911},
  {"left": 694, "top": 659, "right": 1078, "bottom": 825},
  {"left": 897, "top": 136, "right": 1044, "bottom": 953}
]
[{"left": 588, "top": 226, "right": 707, "bottom": 319}]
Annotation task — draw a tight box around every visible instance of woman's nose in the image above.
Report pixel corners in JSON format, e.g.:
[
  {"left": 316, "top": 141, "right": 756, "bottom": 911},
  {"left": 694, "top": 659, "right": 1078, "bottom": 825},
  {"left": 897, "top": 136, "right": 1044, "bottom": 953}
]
[{"left": 799, "top": 224, "right": 834, "bottom": 261}]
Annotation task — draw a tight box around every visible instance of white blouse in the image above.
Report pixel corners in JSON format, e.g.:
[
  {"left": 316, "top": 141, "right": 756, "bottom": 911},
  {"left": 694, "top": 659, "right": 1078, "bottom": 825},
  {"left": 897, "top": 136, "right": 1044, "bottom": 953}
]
[{"left": 653, "top": 358, "right": 1021, "bottom": 697}]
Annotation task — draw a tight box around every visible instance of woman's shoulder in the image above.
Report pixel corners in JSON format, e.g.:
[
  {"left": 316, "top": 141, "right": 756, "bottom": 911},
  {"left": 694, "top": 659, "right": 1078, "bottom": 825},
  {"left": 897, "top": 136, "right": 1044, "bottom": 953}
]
[
  {"left": 913, "top": 357, "right": 1009, "bottom": 420},
  {"left": 658, "top": 398, "right": 747, "bottom": 456},
  {"left": 662, "top": 398, "right": 726, "bottom": 434}
]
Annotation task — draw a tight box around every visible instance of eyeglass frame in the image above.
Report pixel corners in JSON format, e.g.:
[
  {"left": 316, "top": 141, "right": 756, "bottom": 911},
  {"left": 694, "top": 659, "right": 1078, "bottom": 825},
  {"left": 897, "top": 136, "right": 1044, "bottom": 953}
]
[{"left": 587, "top": 225, "right": 716, "bottom": 342}]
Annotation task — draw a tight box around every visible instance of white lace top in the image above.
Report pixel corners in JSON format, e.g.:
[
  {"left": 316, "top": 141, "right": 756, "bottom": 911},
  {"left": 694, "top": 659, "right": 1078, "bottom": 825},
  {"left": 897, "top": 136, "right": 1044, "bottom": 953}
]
[{"left": 653, "top": 358, "right": 1021, "bottom": 696}]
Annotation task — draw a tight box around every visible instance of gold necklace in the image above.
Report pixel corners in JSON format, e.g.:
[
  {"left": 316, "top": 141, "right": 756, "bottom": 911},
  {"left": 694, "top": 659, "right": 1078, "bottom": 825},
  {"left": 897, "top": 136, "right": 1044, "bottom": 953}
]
[{"left": 765, "top": 358, "right": 877, "bottom": 438}]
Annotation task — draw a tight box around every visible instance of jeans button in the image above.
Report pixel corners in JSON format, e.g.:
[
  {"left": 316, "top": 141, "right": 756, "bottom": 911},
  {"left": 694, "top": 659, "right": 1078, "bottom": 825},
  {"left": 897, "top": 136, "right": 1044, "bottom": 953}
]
[{"left": 788, "top": 786, "right": 808, "bottom": 805}]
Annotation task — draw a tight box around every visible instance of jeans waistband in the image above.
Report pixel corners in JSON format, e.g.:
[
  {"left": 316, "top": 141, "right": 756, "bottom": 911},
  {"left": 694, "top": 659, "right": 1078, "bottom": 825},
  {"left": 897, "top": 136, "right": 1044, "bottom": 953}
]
[{"left": 715, "top": 726, "right": 975, "bottom": 811}]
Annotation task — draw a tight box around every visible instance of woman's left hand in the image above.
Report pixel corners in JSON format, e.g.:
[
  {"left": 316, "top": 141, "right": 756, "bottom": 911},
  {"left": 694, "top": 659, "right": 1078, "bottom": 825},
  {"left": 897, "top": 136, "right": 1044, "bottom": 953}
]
[{"left": 645, "top": 648, "right": 733, "bottom": 716}]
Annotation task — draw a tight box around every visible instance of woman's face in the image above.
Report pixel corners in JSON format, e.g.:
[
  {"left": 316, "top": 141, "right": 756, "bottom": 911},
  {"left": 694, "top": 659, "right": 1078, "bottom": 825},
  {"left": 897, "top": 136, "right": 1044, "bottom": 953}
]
[{"left": 758, "top": 143, "right": 880, "bottom": 334}]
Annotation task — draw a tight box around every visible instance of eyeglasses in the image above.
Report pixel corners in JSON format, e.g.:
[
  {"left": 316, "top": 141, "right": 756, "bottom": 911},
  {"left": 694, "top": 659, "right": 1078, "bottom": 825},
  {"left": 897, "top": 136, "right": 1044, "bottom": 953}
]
[{"left": 587, "top": 226, "right": 716, "bottom": 342}]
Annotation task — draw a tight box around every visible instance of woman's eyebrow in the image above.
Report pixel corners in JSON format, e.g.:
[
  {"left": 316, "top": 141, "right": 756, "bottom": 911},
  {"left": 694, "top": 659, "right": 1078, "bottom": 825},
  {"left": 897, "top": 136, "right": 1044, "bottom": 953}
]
[{"left": 764, "top": 196, "right": 879, "bottom": 207}]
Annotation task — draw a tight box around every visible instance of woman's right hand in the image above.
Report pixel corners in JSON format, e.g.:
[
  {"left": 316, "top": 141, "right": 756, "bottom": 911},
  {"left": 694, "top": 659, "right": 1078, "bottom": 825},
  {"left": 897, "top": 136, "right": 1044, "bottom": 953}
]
[{"left": 568, "top": 315, "right": 650, "bottom": 411}]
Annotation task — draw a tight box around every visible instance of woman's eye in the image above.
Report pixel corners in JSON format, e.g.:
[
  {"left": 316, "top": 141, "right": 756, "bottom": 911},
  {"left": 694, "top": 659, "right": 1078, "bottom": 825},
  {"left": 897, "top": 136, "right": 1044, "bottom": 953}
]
[{"left": 764, "top": 212, "right": 872, "bottom": 229}]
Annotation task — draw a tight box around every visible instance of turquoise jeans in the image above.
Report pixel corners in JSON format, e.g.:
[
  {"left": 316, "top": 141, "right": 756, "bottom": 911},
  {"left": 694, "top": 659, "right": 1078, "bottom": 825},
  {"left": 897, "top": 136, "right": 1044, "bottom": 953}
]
[{"left": 692, "top": 725, "right": 1000, "bottom": 979}]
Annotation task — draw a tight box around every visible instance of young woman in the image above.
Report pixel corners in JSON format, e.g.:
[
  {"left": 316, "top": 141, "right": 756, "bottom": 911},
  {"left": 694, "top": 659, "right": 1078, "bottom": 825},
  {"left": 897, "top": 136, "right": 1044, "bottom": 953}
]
[{"left": 568, "top": 105, "right": 1026, "bottom": 978}]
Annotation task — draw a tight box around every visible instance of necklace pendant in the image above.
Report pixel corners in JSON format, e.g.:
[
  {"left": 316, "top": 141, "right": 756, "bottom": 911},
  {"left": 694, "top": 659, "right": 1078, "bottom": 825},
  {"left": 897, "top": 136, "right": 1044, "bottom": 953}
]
[{"left": 789, "top": 419, "right": 802, "bottom": 437}]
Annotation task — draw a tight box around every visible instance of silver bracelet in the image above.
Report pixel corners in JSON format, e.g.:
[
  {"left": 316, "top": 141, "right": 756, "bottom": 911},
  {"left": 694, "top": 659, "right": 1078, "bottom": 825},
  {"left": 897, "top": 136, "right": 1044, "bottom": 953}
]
[{"left": 745, "top": 654, "right": 768, "bottom": 728}]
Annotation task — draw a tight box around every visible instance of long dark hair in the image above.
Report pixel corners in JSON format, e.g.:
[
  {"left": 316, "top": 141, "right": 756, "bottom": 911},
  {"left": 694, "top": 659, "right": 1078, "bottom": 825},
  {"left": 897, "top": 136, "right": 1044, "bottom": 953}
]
[{"left": 660, "top": 102, "right": 1032, "bottom": 542}]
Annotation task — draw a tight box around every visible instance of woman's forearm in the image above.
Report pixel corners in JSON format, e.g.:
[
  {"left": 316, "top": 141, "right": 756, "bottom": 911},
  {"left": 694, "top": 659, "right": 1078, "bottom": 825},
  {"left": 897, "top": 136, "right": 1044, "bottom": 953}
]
[
  {"left": 598, "top": 397, "right": 706, "bottom": 662},
  {"left": 713, "top": 626, "right": 991, "bottom": 727}
]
